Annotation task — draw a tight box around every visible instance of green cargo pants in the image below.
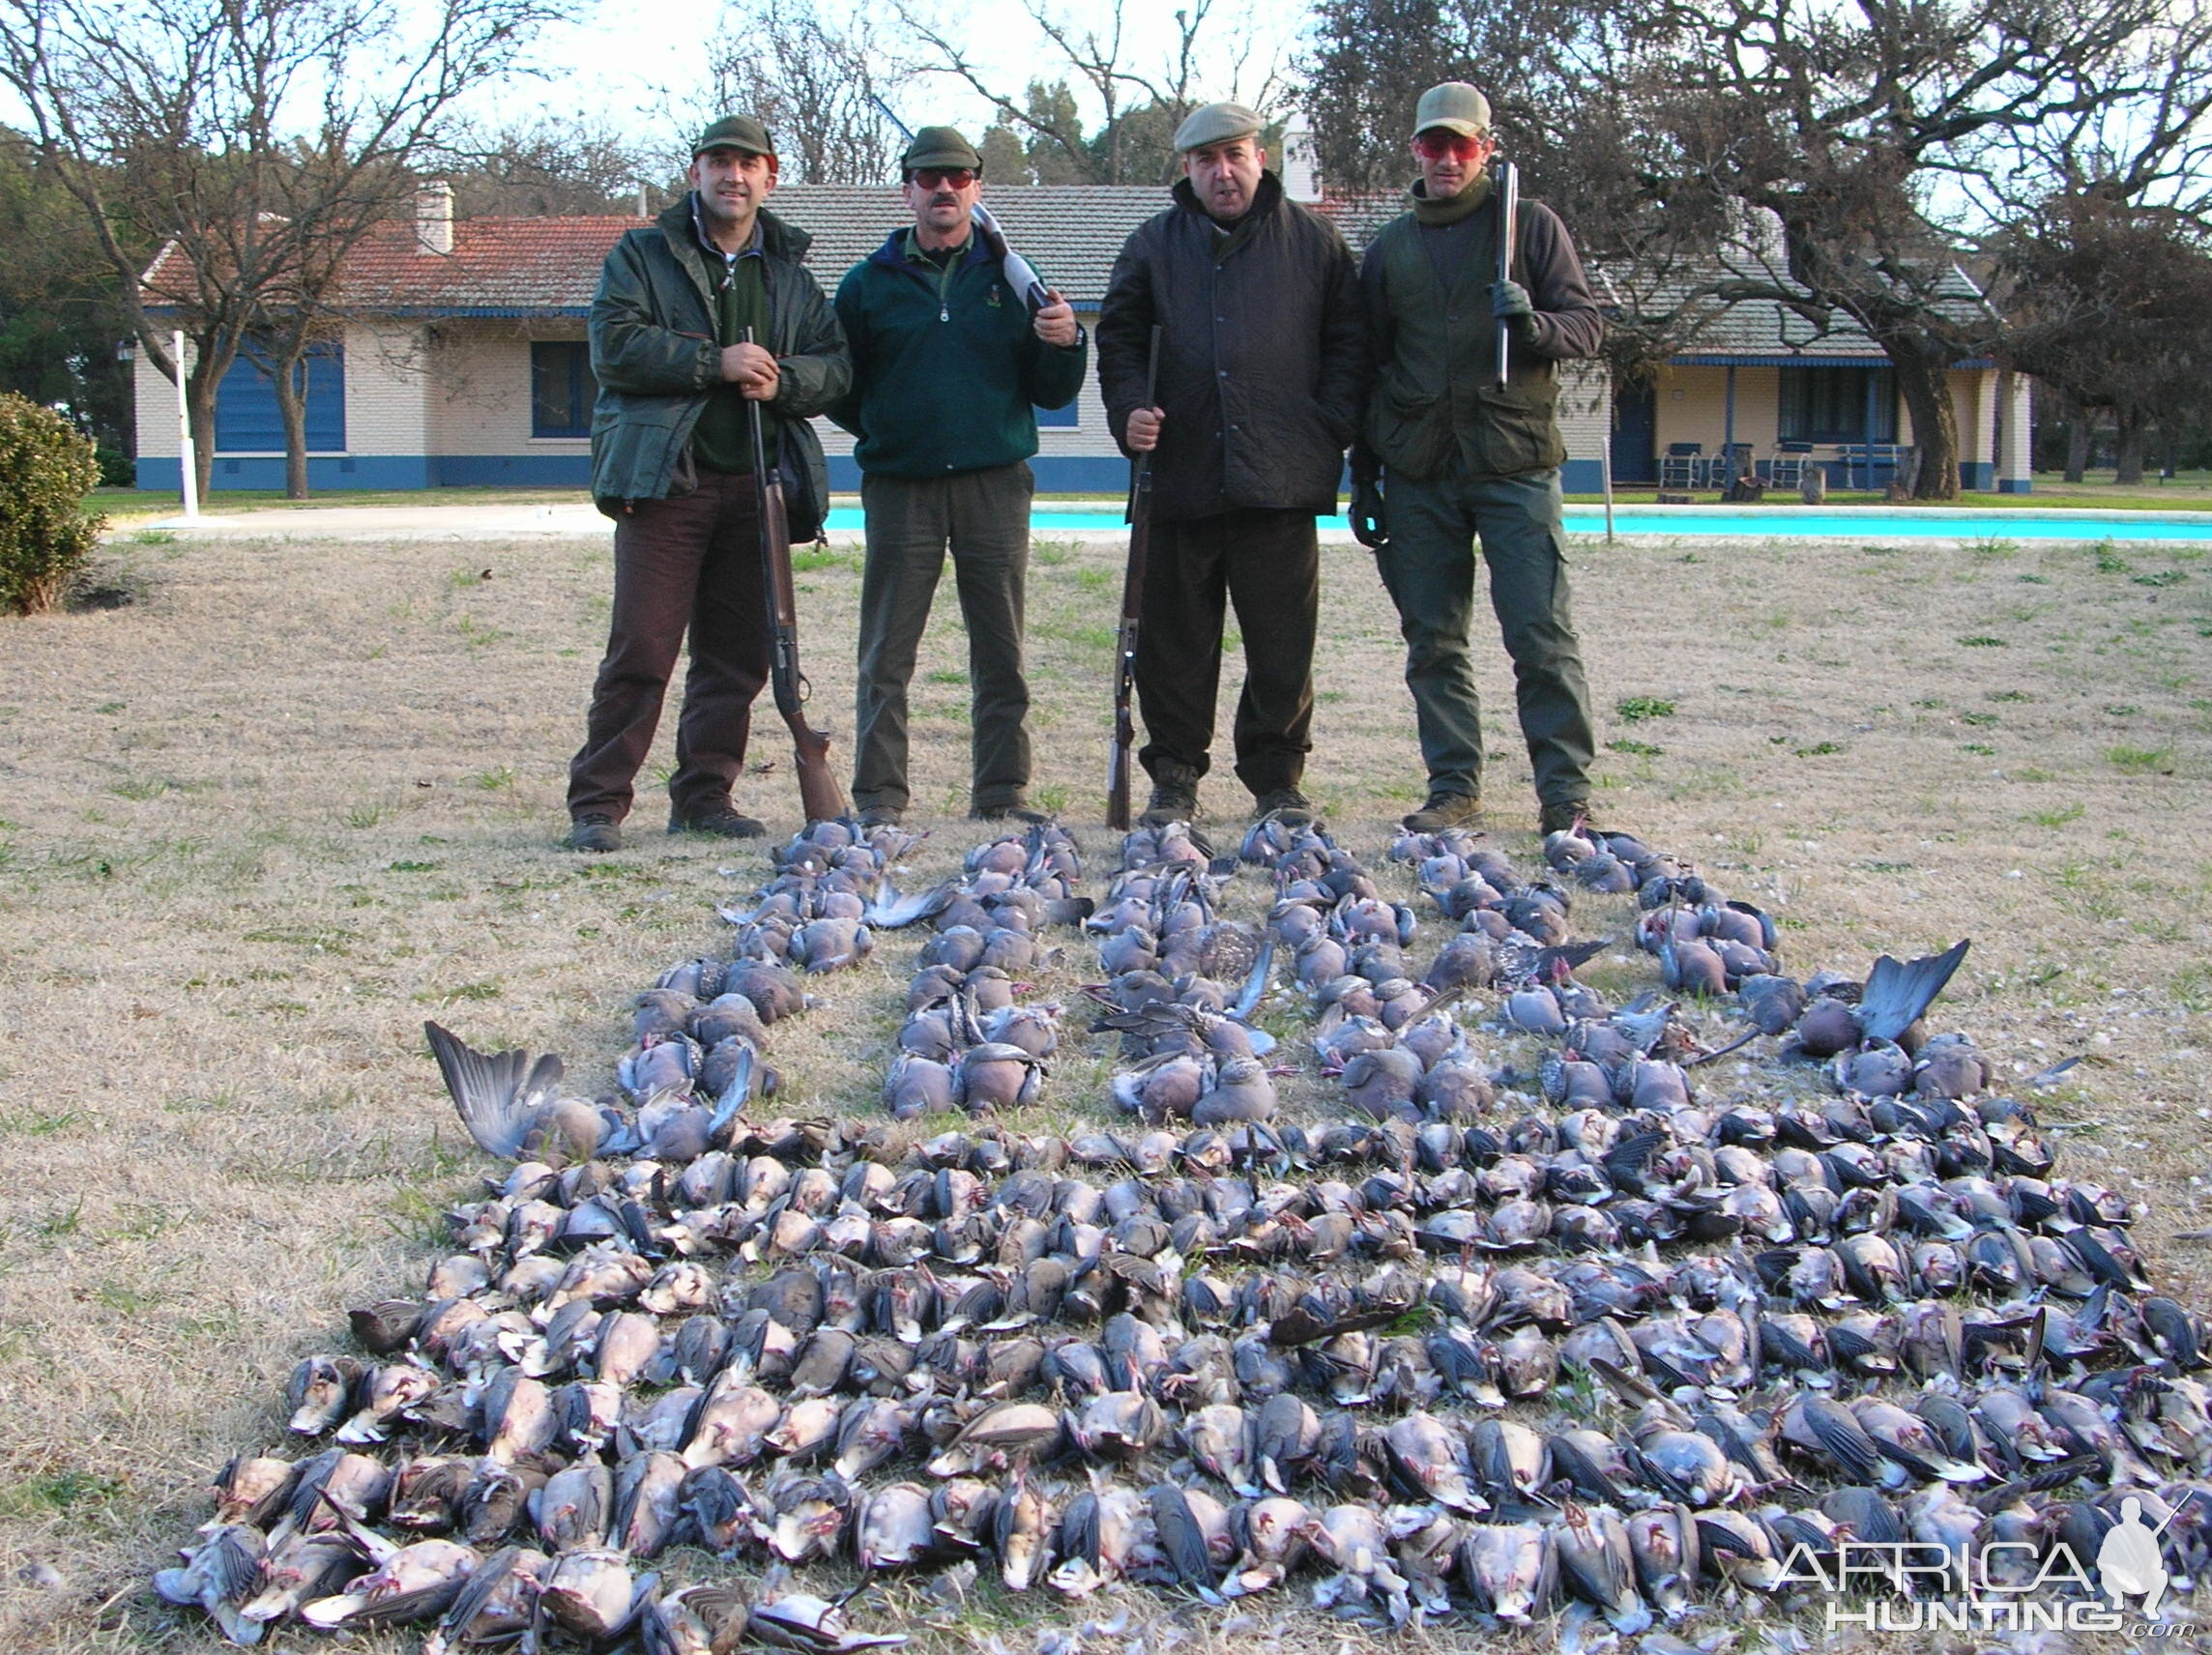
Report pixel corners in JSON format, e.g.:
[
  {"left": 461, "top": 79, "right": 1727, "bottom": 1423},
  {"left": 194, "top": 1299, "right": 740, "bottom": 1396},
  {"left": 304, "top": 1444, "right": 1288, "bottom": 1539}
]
[
  {"left": 853, "top": 462, "right": 1033, "bottom": 816},
  {"left": 1372, "top": 463, "right": 1596, "bottom": 810}
]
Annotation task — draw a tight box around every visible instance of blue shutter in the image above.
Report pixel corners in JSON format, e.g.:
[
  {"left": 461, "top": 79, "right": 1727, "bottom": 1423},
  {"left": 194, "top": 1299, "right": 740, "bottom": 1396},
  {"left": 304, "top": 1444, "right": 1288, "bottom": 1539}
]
[{"left": 215, "top": 342, "right": 345, "bottom": 451}]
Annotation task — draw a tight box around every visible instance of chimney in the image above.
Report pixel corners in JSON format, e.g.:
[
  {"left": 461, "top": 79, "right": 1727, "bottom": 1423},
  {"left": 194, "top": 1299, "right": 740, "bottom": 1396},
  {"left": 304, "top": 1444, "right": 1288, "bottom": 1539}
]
[
  {"left": 1280, "top": 110, "right": 1321, "bottom": 202},
  {"left": 635, "top": 184, "right": 652, "bottom": 218},
  {"left": 416, "top": 180, "right": 454, "bottom": 256}
]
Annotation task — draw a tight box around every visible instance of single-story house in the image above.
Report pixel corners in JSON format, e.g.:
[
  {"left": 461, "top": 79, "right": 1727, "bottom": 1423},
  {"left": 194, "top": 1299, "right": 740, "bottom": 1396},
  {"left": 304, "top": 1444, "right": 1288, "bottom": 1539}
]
[
  {"left": 1609, "top": 224, "right": 2031, "bottom": 492},
  {"left": 132, "top": 157, "right": 2030, "bottom": 494}
]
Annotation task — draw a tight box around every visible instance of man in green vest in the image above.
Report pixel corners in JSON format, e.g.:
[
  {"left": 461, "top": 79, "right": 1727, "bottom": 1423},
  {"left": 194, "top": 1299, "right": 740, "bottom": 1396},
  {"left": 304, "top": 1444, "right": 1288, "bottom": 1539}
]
[
  {"left": 829, "top": 126, "right": 1088, "bottom": 828},
  {"left": 1354, "top": 82, "right": 1607, "bottom": 834}
]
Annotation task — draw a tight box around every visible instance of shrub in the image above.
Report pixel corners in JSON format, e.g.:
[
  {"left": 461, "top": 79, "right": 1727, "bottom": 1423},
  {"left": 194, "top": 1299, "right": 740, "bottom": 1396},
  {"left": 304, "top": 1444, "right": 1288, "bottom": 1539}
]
[
  {"left": 0, "top": 392, "right": 105, "bottom": 615},
  {"left": 96, "top": 446, "right": 136, "bottom": 488}
]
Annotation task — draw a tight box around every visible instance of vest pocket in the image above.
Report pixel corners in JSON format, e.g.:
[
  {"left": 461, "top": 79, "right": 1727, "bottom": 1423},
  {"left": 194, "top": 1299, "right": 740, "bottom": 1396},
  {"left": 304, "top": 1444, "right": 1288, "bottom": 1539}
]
[
  {"left": 1470, "top": 380, "right": 1562, "bottom": 476},
  {"left": 1367, "top": 375, "right": 1454, "bottom": 480}
]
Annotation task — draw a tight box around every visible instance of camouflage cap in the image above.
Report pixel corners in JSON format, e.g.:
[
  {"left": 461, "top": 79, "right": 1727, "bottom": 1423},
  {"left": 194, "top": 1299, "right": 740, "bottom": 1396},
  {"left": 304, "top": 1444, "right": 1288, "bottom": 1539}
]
[
  {"left": 691, "top": 115, "right": 774, "bottom": 160},
  {"left": 1412, "top": 82, "right": 1492, "bottom": 139},
  {"left": 1172, "top": 102, "right": 1264, "bottom": 154},
  {"left": 900, "top": 126, "right": 982, "bottom": 174}
]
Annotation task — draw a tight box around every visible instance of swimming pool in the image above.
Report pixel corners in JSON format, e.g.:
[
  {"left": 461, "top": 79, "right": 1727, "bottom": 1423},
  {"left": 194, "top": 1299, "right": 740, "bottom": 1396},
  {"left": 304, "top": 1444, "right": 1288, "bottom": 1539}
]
[{"left": 817, "top": 505, "right": 2212, "bottom": 541}]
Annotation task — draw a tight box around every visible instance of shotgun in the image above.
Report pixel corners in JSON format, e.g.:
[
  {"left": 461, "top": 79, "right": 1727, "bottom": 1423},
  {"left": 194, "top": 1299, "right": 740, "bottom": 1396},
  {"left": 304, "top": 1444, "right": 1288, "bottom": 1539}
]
[
  {"left": 742, "top": 327, "right": 847, "bottom": 825},
  {"left": 1105, "top": 325, "right": 1162, "bottom": 831},
  {"left": 1496, "top": 159, "right": 1520, "bottom": 391}
]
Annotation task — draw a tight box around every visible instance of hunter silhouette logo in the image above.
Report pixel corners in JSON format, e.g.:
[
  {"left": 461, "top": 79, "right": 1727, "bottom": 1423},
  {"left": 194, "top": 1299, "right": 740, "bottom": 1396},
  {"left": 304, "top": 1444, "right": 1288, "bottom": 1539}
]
[
  {"left": 1779, "top": 1500, "right": 2196, "bottom": 1634},
  {"left": 2098, "top": 1496, "right": 2178, "bottom": 1616}
]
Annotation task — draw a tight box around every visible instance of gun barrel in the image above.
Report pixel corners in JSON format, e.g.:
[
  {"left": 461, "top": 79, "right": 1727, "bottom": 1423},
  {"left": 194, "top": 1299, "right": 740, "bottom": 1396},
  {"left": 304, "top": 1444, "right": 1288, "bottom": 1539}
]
[
  {"left": 741, "top": 327, "right": 847, "bottom": 823},
  {"left": 1496, "top": 160, "right": 1520, "bottom": 390}
]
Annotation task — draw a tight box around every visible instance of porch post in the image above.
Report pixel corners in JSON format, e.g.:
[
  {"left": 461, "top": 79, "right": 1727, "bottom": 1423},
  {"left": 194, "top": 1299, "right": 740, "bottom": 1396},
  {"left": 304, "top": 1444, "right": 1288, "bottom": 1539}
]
[{"left": 174, "top": 329, "right": 198, "bottom": 520}]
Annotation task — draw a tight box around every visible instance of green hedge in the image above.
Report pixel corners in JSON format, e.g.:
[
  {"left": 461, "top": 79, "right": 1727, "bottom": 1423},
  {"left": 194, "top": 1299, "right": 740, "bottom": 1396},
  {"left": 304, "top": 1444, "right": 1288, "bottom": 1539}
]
[{"left": 0, "top": 392, "right": 105, "bottom": 615}]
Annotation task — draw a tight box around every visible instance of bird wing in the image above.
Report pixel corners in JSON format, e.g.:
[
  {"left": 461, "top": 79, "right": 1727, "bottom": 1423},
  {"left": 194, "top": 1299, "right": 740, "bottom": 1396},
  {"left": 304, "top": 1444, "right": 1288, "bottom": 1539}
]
[
  {"left": 1855, "top": 938, "right": 1970, "bottom": 1042},
  {"left": 424, "top": 1021, "right": 564, "bottom": 1160},
  {"left": 865, "top": 879, "right": 956, "bottom": 930}
]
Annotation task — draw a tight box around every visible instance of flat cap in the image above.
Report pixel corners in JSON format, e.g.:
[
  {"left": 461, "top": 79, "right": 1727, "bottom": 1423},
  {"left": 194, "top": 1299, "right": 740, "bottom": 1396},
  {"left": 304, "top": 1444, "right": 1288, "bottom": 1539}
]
[
  {"left": 1412, "top": 82, "right": 1491, "bottom": 139},
  {"left": 1173, "top": 102, "right": 1264, "bottom": 154},
  {"left": 901, "top": 126, "right": 982, "bottom": 173},
  {"left": 692, "top": 115, "right": 774, "bottom": 160}
]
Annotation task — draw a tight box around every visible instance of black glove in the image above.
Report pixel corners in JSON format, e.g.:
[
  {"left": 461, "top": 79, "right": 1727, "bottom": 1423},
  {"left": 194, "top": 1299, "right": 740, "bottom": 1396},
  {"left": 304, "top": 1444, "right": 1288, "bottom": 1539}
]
[
  {"left": 1350, "top": 476, "right": 1388, "bottom": 550},
  {"left": 1491, "top": 278, "right": 1539, "bottom": 342}
]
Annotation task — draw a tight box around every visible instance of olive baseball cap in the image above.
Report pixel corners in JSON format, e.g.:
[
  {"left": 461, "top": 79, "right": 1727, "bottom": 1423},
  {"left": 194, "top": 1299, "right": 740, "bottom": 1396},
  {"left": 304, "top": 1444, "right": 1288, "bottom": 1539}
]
[
  {"left": 1412, "top": 82, "right": 1492, "bottom": 139},
  {"left": 901, "top": 126, "right": 982, "bottom": 174},
  {"left": 1173, "top": 102, "right": 1264, "bottom": 154},
  {"left": 692, "top": 115, "right": 774, "bottom": 160}
]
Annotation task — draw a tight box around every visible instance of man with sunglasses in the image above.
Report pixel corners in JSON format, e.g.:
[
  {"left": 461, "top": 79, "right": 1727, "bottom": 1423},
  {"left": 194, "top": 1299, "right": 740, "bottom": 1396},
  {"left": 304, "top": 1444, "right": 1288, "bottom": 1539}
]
[
  {"left": 829, "top": 127, "right": 1087, "bottom": 828},
  {"left": 1097, "top": 102, "right": 1367, "bottom": 828},
  {"left": 566, "top": 114, "right": 850, "bottom": 853},
  {"left": 1354, "top": 82, "right": 1606, "bottom": 835}
]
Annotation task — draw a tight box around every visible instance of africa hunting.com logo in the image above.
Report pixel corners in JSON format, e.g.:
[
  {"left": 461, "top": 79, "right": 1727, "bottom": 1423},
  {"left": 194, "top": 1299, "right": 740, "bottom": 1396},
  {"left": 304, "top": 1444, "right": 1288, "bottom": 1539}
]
[{"left": 1779, "top": 1496, "right": 2196, "bottom": 1635}]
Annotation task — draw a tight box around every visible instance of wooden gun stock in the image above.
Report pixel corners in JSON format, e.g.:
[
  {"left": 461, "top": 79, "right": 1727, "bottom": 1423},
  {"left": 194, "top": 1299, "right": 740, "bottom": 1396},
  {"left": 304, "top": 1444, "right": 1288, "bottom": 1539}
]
[
  {"left": 1105, "top": 325, "right": 1163, "bottom": 831},
  {"left": 744, "top": 329, "right": 847, "bottom": 826}
]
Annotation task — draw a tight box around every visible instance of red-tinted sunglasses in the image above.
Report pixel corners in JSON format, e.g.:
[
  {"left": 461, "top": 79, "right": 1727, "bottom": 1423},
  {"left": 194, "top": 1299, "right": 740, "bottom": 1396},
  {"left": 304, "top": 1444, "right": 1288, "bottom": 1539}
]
[
  {"left": 1414, "top": 131, "right": 1488, "bottom": 162},
  {"left": 910, "top": 167, "right": 977, "bottom": 189}
]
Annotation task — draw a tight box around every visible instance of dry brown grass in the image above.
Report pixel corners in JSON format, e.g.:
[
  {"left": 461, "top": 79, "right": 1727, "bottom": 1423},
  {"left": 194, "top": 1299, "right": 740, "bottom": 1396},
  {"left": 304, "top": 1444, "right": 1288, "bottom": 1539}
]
[{"left": 0, "top": 519, "right": 2206, "bottom": 1651}]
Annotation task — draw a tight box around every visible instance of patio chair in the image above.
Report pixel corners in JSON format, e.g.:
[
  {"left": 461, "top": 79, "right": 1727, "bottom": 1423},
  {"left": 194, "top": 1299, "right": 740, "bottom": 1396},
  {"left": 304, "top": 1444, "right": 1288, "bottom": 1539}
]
[
  {"left": 1768, "top": 441, "right": 1814, "bottom": 486},
  {"left": 1659, "top": 442, "right": 1704, "bottom": 489}
]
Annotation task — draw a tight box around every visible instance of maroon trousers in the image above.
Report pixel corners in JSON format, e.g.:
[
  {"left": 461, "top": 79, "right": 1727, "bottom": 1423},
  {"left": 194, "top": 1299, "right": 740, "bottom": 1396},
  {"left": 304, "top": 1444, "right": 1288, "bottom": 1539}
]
[{"left": 568, "top": 468, "right": 770, "bottom": 824}]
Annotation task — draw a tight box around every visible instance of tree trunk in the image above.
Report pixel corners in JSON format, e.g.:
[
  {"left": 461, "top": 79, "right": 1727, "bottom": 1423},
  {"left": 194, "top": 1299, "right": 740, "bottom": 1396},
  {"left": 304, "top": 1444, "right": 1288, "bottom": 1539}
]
[
  {"left": 186, "top": 368, "right": 219, "bottom": 504},
  {"left": 273, "top": 352, "right": 310, "bottom": 500},
  {"left": 2113, "top": 407, "right": 2147, "bottom": 486},
  {"left": 1887, "top": 344, "right": 1960, "bottom": 500},
  {"left": 2065, "top": 404, "right": 2090, "bottom": 484}
]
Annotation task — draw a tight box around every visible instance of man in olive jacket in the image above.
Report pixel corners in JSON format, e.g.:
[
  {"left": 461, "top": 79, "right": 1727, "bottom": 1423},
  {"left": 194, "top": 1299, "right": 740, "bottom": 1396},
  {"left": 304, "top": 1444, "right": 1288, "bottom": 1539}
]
[
  {"left": 566, "top": 114, "right": 851, "bottom": 853},
  {"left": 829, "top": 126, "right": 1087, "bottom": 827},
  {"left": 1096, "top": 102, "right": 1367, "bottom": 827},
  {"left": 1355, "top": 82, "right": 1605, "bottom": 835}
]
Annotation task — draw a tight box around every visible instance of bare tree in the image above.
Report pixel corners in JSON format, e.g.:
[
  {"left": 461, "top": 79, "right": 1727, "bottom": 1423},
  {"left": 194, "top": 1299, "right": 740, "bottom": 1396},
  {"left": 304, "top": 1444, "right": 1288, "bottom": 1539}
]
[
  {"left": 439, "top": 116, "right": 656, "bottom": 218},
  {"left": 1995, "top": 203, "right": 2212, "bottom": 484},
  {"left": 896, "top": 0, "right": 1287, "bottom": 185},
  {"left": 2, "top": 0, "right": 572, "bottom": 499},
  {"left": 699, "top": 0, "right": 912, "bottom": 184}
]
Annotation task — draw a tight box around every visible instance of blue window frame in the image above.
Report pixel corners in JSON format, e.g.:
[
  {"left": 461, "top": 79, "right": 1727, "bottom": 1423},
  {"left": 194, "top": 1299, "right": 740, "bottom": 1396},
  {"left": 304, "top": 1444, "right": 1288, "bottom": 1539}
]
[
  {"left": 532, "top": 341, "right": 596, "bottom": 437},
  {"left": 215, "top": 341, "right": 344, "bottom": 452},
  {"left": 1034, "top": 399, "right": 1078, "bottom": 428},
  {"left": 1779, "top": 365, "right": 1897, "bottom": 445}
]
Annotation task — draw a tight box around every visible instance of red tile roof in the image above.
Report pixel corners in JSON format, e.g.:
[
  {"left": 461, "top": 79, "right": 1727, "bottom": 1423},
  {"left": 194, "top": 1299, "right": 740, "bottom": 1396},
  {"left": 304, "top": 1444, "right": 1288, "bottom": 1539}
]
[{"left": 141, "top": 187, "right": 1406, "bottom": 316}]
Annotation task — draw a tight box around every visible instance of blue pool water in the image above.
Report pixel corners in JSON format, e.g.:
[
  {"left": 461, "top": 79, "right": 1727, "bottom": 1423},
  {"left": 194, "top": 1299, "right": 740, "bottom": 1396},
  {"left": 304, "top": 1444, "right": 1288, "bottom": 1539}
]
[{"left": 819, "top": 506, "right": 2212, "bottom": 541}]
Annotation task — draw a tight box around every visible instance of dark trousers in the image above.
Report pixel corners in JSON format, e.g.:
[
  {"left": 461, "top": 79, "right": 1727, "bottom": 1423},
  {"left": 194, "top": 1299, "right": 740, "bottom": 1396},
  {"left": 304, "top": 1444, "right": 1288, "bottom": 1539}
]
[
  {"left": 853, "top": 464, "right": 1033, "bottom": 814},
  {"left": 1373, "top": 464, "right": 1596, "bottom": 808},
  {"left": 1135, "top": 507, "right": 1318, "bottom": 798},
  {"left": 568, "top": 468, "right": 770, "bottom": 823}
]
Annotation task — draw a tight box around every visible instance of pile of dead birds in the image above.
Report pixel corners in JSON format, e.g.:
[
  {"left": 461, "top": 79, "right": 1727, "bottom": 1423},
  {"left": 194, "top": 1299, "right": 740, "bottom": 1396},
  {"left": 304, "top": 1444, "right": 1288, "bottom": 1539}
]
[{"left": 150, "top": 811, "right": 2212, "bottom": 1650}]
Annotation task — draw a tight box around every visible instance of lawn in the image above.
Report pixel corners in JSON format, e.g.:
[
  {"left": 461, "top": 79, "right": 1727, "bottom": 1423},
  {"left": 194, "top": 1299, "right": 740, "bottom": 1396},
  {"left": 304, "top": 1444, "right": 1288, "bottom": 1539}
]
[{"left": 1, "top": 520, "right": 2207, "bottom": 1650}]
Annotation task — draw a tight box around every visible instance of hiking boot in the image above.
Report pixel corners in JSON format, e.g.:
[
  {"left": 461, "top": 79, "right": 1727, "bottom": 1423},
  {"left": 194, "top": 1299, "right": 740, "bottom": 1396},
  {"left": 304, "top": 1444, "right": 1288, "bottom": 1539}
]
[
  {"left": 669, "top": 804, "right": 767, "bottom": 839},
  {"left": 1538, "top": 798, "right": 1597, "bottom": 835},
  {"left": 1138, "top": 776, "right": 1201, "bottom": 828},
  {"left": 1402, "top": 792, "right": 1482, "bottom": 832},
  {"left": 972, "top": 797, "right": 1050, "bottom": 825},
  {"left": 857, "top": 804, "right": 904, "bottom": 828},
  {"left": 566, "top": 812, "right": 622, "bottom": 854},
  {"left": 1251, "top": 787, "right": 1315, "bottom": 826}
]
